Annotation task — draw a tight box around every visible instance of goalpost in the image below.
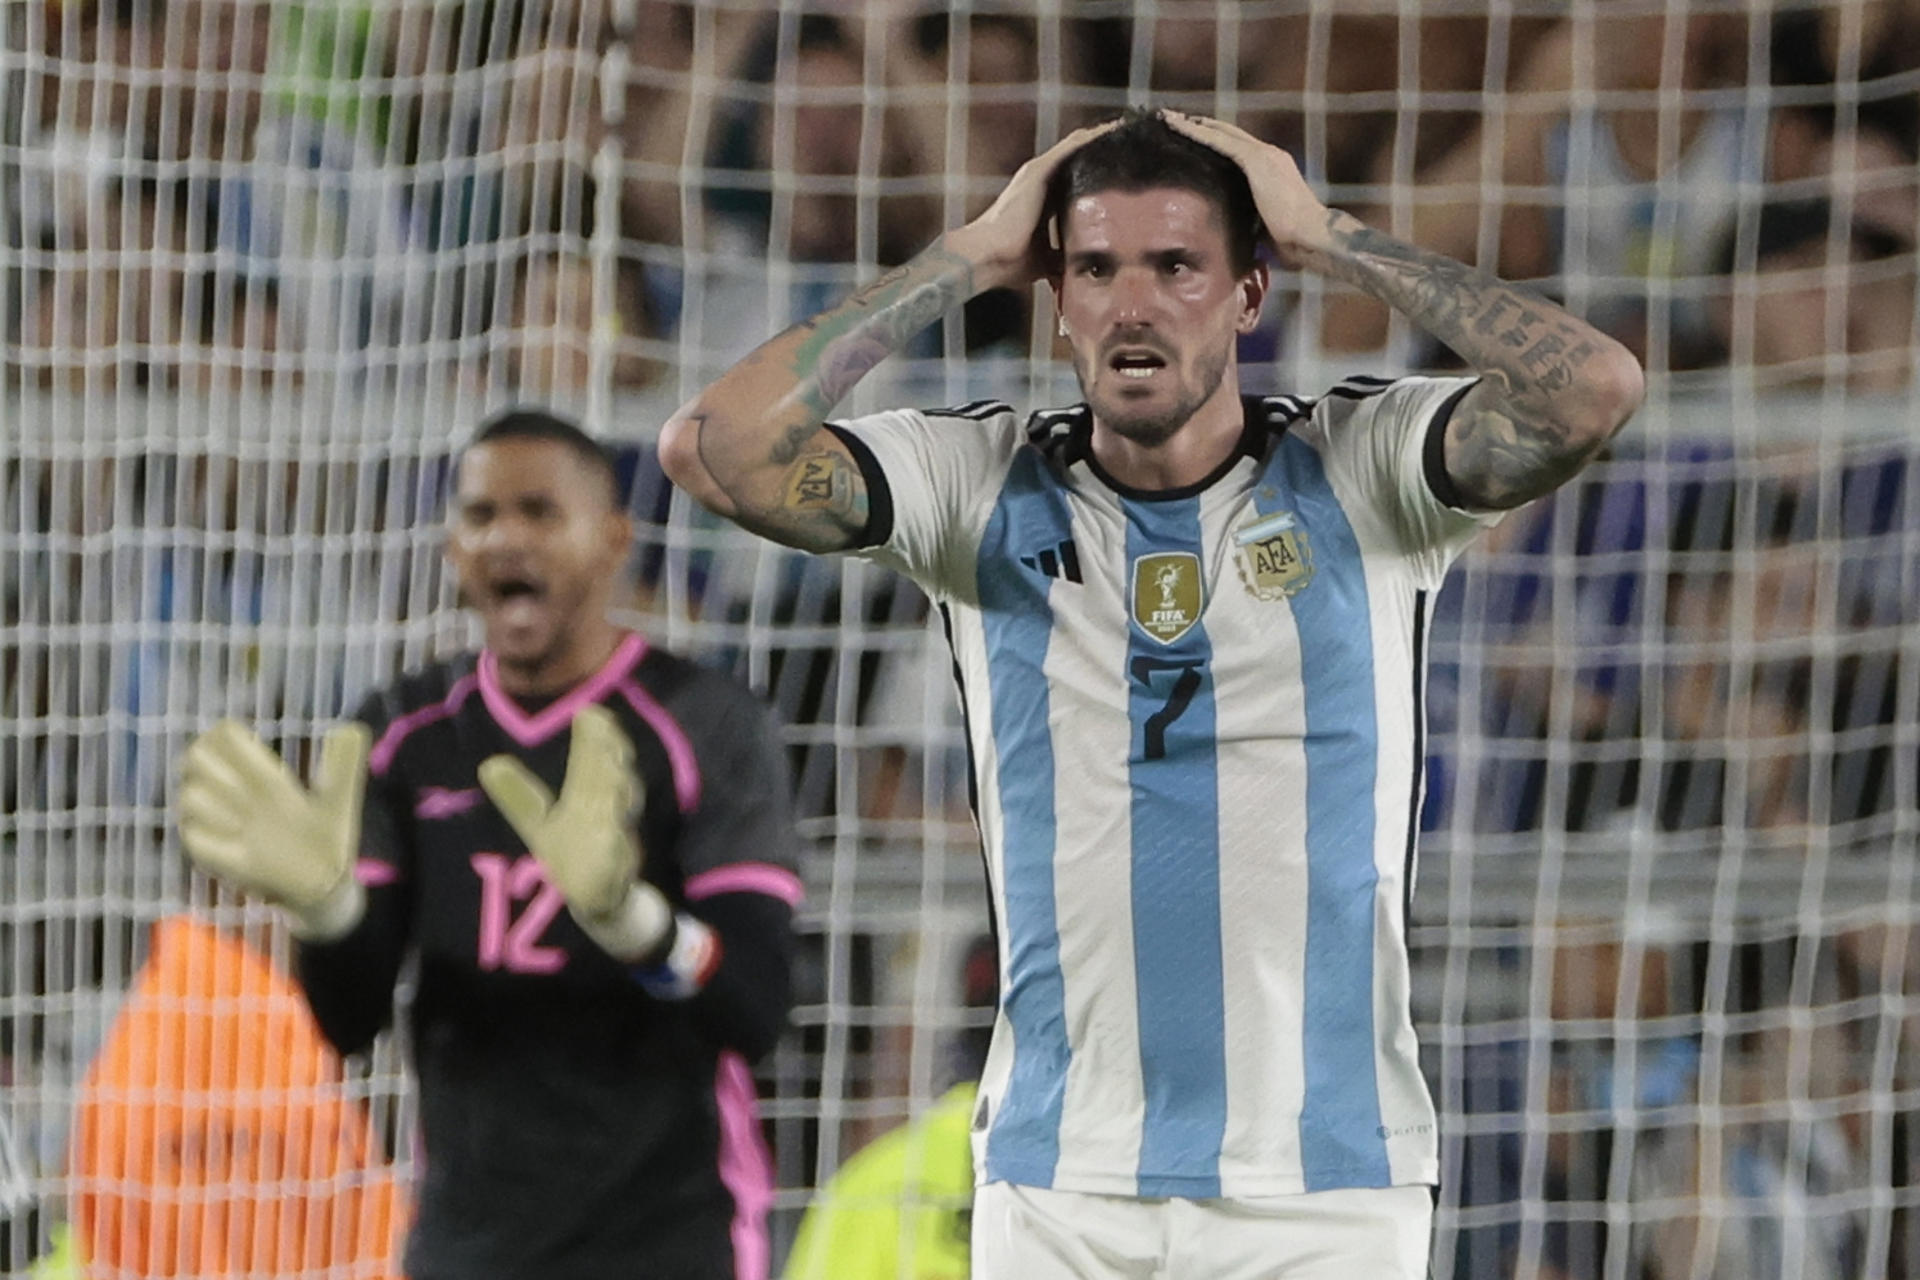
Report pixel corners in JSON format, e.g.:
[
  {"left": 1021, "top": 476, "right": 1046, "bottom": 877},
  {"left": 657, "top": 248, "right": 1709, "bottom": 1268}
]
[{"left": 4, "top": 1, "right": 1919, "bottom": 1276}]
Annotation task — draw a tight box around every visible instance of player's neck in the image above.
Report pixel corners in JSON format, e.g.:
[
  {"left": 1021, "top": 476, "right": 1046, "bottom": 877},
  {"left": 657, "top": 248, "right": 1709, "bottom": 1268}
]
[
  {"left": 1089, "top": 378, "right": 1246, "bottom": 493},
  {"left": 491, "top": 618, "right": 628, "bottom": 699}
]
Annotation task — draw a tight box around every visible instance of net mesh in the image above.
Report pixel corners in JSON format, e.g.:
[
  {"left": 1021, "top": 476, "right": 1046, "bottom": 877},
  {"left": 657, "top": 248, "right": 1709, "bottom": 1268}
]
[{"left": 3, "top": 2, "right": 1919, "bottom": 1276}]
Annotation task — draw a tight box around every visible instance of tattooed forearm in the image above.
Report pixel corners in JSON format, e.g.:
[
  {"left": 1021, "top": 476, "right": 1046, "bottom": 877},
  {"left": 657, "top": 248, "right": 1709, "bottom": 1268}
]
[
  {"left": 789, "top": 250, "right": 976, "bottom": 421},
  {"left": 1311, "top": 210, "right": 1641, "bottom": 507},
  {"left": 1321, "top": 213, "right": 1603, "bottom": 417},
  {"left": 678, "top": 244, "right": 977, "bottom": 550}
]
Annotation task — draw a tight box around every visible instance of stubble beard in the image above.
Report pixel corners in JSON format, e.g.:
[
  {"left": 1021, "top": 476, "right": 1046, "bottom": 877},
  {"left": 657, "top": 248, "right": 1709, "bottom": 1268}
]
[{"left": 1079, "top": 340, "right": 1233, "bottom": 450}]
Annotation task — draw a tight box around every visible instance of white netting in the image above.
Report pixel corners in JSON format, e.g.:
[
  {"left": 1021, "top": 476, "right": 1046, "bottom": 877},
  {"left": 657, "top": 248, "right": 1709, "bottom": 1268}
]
[{"left": 3, "top": 1, "right": 1919, "bottom": 1276}]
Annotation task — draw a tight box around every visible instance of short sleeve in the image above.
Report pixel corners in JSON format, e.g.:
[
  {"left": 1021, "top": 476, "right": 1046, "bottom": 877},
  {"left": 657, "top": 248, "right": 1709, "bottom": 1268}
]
[
  {"left": 827, "top": 406, "right": 1024, "bottom": 599},
  {"left": 1305, "top": 375, "right": 1505, "bottom": 577}
]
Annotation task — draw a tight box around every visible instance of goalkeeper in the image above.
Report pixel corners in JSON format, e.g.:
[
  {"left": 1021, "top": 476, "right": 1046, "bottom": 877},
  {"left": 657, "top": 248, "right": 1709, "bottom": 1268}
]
[{"left": 176, "top": 409, "right": 803, "bottom": 1280}]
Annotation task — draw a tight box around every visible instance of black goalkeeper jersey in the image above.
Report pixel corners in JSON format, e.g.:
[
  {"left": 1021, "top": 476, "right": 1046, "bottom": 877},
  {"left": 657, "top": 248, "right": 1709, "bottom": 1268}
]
[{"left": 295, "top": 632, "right": 802, "bottom": 1280}]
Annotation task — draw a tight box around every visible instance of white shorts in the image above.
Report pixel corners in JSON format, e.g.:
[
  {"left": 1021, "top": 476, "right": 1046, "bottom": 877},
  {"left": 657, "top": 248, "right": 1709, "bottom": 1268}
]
[{"left": 971, "top": 1181, "right": 1433, "bottom": 1280}]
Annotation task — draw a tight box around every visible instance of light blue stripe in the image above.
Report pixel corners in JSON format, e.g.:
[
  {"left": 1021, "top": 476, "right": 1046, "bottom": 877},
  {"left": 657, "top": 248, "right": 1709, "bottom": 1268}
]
[
  {"left": 1123, "top": 497, "right": 1226, "bottom": 1198},
  {"left": 1262, "top": 434, "right": 1391, "bottom": 1189},
  {"left": 978, "top": 449, "right": 1075, "bottom": 1188}
]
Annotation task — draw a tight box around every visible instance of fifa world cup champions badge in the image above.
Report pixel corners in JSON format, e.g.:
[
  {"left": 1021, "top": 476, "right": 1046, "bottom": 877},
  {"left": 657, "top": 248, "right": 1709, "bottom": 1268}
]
[
  {"left": 1233, "top": 511, "right": 1314, "bottom": 600},
  {"left": 1131, "top": 552, "right": 1204, "bottom": 644}
]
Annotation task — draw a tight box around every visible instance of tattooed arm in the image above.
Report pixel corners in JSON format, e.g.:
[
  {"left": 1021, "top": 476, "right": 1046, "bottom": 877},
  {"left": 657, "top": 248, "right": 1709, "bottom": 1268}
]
[
  {"left": 658, "top": 122, "right": 1117, "bottom": 553},
  {"left": 1310, "top": 212, "right": 1645, "bottom": 508},
  {"left": 1166, "top": 112, "right": 1645, "bottom": 510},
  {"left": 656, "top": 251, "right": 976, "bottom": 552}
]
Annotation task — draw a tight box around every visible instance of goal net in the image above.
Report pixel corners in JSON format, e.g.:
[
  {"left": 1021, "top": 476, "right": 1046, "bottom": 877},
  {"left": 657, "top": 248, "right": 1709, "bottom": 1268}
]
[{"left": 3, "top": 1, "right": 1918, "bottom": 1276}]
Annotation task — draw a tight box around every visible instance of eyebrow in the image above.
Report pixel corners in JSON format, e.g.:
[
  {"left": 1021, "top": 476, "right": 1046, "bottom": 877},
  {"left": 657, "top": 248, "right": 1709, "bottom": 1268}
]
[{"left": 1065, "top": 246, "right": 1205, "bottom": 269}]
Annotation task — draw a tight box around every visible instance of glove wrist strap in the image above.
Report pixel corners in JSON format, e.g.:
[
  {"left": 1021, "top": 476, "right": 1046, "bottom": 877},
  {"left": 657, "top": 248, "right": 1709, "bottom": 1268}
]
[
  {"left": 631, "top": 912, "right": 722, "bottom": 1001},
  {"left": 575, "top": 880, "right": 674, "bottom": 962}
]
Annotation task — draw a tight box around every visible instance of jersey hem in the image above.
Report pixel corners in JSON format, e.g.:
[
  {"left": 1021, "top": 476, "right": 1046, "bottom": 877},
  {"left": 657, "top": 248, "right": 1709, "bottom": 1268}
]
[{"left": 981, "top": 1160, "right": 1441, "bottom": 1199}]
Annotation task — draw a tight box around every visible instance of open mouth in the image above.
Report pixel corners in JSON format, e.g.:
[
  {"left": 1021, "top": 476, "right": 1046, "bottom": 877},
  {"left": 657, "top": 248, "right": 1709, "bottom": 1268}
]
[
  {"left": 486, "top": 574, "right": 550, "bottom": 630},
  {"left": 1108, "top": 349, "right": 1168, "bottom": 380},
  {"left": 491, "top": 575, "right": 545, "bottom": 604}
]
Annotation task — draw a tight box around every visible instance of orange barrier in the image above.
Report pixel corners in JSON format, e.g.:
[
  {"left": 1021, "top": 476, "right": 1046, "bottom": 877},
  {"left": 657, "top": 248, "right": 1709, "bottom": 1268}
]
[{"left": 71, "top": 917, "right": 406, "bottom": 1278}]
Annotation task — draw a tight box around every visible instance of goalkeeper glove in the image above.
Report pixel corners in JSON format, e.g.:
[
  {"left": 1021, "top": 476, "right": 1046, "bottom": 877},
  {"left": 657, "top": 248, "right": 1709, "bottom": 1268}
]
[
  {"left": 177, "top": 719, "right": 370, "bottom": 941},
  {"left": 477, "top": 704, "right": 672, "bottom": 962}
]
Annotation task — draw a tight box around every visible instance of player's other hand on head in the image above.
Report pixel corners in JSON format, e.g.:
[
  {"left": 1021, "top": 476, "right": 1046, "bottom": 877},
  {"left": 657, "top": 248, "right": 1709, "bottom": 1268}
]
[
  {"left": 944, "top": 117, "right": 1122, "bottom": 292},
  {"left": 177, "top": 719, "right": 370, "bottom": 940},
  {"left": 1161, "top": 110, "right": 1333, "bottom": 268},
  {"left": 479, "top": 704, "right": 672, "bottom": 960}
]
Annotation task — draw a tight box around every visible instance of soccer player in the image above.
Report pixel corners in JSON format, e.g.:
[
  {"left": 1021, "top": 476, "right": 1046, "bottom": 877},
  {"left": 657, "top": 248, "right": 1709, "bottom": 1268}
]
[
  {"left": 175, "top": 409, "right": 803, "bottom": 1280},
  {"left": 658, "top": 109, "right": 1643, "bottom": 1278}
]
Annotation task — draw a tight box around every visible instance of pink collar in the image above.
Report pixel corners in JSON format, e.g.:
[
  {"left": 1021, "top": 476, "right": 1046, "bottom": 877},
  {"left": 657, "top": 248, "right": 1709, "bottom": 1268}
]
[{"left": 477, "top": 631, "right": 648, "bottom": 748}]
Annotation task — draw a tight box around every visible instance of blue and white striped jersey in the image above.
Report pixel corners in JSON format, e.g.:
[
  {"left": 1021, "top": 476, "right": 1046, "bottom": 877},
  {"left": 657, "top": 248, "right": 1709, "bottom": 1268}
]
[{"left": 832, "top": 375, "right": 1500, "bottom": 1200}]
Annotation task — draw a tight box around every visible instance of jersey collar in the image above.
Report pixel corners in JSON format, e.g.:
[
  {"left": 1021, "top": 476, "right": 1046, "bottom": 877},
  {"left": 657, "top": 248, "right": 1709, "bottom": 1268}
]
[
  {"left": 1041, "top": 396, "right": 1283, "bottom": 503},
  {"left": 477, "top": 630, "right": 648, "bottom": 748}
]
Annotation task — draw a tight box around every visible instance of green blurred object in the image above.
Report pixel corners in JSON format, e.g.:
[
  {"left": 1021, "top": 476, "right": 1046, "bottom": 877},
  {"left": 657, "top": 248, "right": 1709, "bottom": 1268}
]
[
  {"left": 784, "top": 1083, "right": 978, "bottom": 1280},
  {"left": 27, "top": 1223, "right": 85, "bottom": 1280},
  {"left": 268, "top": 6, "right": 388, "bottom": 146}
]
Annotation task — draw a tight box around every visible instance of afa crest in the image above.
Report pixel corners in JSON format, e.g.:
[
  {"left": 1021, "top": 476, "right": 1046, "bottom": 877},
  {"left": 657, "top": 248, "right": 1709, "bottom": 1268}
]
[
  {"left": 1131, "top": 552, "right": 1203, "bottom": 644},
  {"left": 1233, "top": 511, "right": 1314, "bottom": 600}
]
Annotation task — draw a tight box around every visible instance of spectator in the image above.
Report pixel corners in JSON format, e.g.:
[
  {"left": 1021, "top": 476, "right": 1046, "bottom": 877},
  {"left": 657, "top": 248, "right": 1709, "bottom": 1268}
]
[
  {"left": 889, "top": 11, "right": 1041, "bottom": 352},
  {"left": 697, "top": 14, "right": 924, "bottom": 362},
  {"left": 1706, "top": 194, "right": 1916, "bottom": 392},
  {"left": 1627, "top": 939, "right": 1874, "bottom": 1280},
  {"left": 177, "top": 273, "right": 285, "bottom": 393},
  {"left": 1770, "top": 0, "right": 1920, "bottom": 200},
  {"left": 706, "top": 13, "right": 859, "bottom": 266},
  {"left": 506, "top": 251, "right": 660, "bottom": 398},
  {"left": 1136, "top": 11, "right": 1556, "bottom": 188},
  {"left": 615, "top": 1, "right": 761, "bottom": 250},
  {"left": 890, "top": 11, "right": 1039, "bottom": 222},
  {"left": 1321, "top": 8, "right": 1764, "bottom": 365}
]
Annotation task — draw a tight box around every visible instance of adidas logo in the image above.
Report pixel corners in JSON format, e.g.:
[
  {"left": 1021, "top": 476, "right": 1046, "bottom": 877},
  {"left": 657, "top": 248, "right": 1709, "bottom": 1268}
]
[{"left": 1019, "top": 539, "right": 1082, "bottom": 583}]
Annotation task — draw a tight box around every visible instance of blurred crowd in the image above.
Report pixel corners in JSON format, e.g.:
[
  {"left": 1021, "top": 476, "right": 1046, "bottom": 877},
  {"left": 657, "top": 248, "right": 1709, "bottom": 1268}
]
[
  {"left": 1, "top": 0, "right": 1914, "bottom": 397},
  {"left": 1425, "top": 457, "right": 1920, "bottom": 1278}
]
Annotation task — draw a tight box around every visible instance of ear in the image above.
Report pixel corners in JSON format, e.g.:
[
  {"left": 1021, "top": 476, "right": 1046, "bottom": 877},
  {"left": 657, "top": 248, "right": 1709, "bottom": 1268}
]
[
  {"left": 1236, "top": 262, "right": 1270, "bottom": 335},
  {"left": 442, "top": 518, "right": 471, "bottom": 606},
  {"left": 602, "top": 506, "right": 634, "bottom": 563}
]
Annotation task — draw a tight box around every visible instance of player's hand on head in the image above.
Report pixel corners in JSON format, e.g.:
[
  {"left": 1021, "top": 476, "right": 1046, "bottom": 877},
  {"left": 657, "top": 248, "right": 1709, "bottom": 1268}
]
[
  {"left": 945, "top": 118, "right": 1122, "bottom": 291},
  {"left": 178, "top": 719, "right": 370, "bottom": 940},
  {"left": 479, "top": 704, "right": 672, "bottom": 960},
  {"left": 1161, "top": 110, "right": 1334, "bottom": 267}
]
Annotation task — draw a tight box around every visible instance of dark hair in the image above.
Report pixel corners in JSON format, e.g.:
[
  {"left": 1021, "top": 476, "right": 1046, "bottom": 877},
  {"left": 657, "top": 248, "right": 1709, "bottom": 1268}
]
[
  {"left": 1716, "top": 196, "right": 1915, "bottom": 277},
  {"left": 912, "top": 10, "right": 1034, "bottom": 61},
  {"left": 467, "top": 407, "right": 620, "bottom": 507},
  {"left": 1045, "top": 108, "right": 1266, "bottom": 274}
]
